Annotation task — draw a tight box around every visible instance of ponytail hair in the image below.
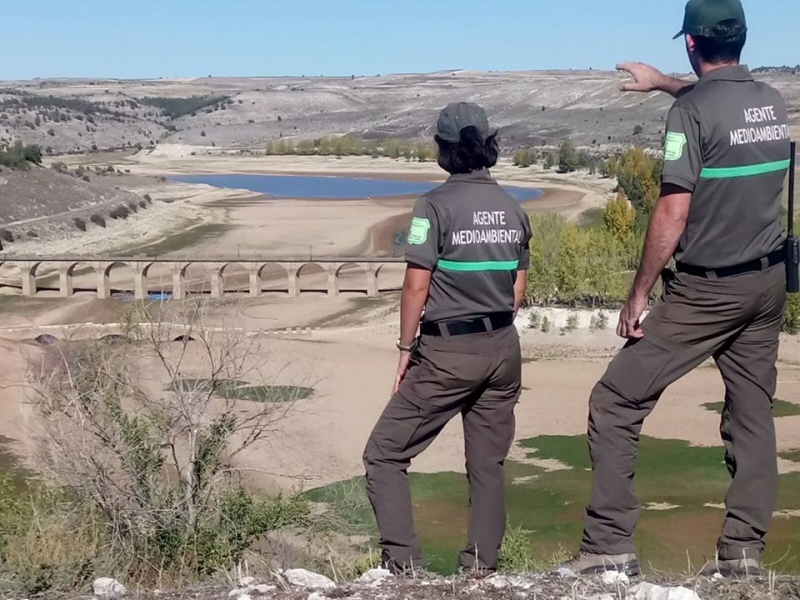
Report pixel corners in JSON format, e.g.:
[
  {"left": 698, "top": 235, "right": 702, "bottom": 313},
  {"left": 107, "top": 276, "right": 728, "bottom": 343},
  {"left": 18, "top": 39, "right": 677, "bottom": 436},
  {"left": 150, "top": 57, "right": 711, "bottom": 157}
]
[{"left": 435, "top": 126, "right": 500, "bottom": 175}]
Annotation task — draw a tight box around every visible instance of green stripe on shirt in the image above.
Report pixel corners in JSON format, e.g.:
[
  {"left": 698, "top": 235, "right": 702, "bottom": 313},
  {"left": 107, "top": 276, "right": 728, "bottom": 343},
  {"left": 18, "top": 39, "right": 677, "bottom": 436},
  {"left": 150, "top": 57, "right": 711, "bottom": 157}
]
[
  {"left": 700, "top": 159, "right": 791, "bottom": 179},
  {"left": 437, "top": 259, "right": 520, "bottom": 272}
]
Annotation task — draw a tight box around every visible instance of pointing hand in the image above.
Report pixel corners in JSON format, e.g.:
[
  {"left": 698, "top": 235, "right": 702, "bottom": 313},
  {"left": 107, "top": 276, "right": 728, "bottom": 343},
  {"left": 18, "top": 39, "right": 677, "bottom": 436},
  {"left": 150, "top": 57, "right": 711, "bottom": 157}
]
[{"left": 616, "top": 62, "right": 667, "bottom": 93}]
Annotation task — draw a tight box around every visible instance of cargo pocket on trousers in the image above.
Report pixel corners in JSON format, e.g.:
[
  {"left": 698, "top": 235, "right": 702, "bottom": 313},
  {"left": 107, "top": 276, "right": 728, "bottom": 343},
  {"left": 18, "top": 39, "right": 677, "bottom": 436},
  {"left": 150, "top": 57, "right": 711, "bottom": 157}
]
[
  {"left": 372, "top": 379, "right": 435, "bottom": 459},
  {"left": 601, "top": 335, "right": 676, "bottom": 403}
]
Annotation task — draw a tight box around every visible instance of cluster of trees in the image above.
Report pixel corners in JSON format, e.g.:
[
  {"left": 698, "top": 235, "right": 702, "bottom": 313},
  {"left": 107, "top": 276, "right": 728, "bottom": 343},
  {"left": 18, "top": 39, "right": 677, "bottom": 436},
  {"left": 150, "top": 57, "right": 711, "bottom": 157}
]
[
  {"left": 524, "top": 145, "right": 799, "bottom": 333},
  {"left": 0, "top": 141, "right": 42, "bottom": 170},
  {"left": 525, "top": 199, "right": 643, "bottom": 307},
  {"left": 513, "top": 141, "right": 606, "bottom": 174},
  {"left": 0, "top": 91, "right": 117, "bottom": 117},
  {"left": 139, "top": 95, "right": 232, "bottom": 120},
  {"left": 265, "top": 135, "right": 437, "bottom": 162}
]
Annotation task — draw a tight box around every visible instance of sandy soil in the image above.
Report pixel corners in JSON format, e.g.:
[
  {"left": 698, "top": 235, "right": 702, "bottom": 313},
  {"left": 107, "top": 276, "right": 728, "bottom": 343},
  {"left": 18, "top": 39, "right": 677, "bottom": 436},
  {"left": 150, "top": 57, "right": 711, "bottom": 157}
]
[
  {"left": 2, "top": 294, "right": 799, "bottom": 495},
  {"left": 3, "top": 153, "right": 798, "bottom": 496}
]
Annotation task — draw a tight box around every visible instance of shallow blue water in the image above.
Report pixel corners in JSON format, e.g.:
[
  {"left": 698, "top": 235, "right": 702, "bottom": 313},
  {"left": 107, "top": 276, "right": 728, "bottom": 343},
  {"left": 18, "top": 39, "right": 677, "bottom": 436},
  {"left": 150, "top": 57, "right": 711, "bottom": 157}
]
[{"left": 168, "top": 174, "right": 544, "bottom": 201}]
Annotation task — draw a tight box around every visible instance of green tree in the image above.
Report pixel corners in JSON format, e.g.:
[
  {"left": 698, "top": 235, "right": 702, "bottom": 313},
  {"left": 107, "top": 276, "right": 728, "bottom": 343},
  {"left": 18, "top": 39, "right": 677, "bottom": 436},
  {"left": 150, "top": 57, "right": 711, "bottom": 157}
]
[
  {"left": 558, "top": 140, "right": 580, "bottom": 173},
  {"left": 602, "top": 193, "right": 637, "bottom": 240}
]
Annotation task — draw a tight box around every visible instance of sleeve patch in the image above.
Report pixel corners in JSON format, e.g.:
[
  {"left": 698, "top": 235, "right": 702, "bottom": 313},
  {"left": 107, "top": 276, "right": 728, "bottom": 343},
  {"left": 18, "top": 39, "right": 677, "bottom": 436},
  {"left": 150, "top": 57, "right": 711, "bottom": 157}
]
[
  {"left": 664, "top": 131, "right": 688, "bottom": 161},
  {"left": 407, "top": 217, "right": 431, "bottom": 245}
]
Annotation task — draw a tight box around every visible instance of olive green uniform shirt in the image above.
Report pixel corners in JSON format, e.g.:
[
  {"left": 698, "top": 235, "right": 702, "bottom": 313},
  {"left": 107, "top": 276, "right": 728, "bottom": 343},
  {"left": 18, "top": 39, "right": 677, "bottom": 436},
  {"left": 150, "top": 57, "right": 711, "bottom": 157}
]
[
  {"left": 404, "top": 169, "right": 532, "bottom": 323},
  {"left": 661, "top": 65, "right": 791, "bottom": 269}
]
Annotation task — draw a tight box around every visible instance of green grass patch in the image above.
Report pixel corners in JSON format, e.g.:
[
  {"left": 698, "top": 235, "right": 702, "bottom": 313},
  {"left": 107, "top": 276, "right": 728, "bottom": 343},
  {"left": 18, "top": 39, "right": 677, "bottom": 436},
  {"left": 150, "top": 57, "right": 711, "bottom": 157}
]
[
  {"left": 780, "top": 449, "right": 800, "bottom": 463},
  {"left": 308, "top": 435, "right": 800, "bottom": 576},
  {"left": 703, "top": 399, "right": 800, "bottom": 418},
  {"left": 171, "top": 379, "right": 314, "bottom": 403},
  {"left": 113, "top": 223, "right": 229, "bottom": 257}
]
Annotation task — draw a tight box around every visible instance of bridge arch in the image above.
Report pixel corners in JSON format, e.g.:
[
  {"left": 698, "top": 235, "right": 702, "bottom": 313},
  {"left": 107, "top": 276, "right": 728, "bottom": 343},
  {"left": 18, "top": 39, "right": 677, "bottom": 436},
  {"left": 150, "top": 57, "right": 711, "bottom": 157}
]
[
  {"left": 52, "top": 261, "right": 98, "bottom": 298},
  {"left": 257, "top": 263, "right": 290, "bottom": 295},
  {"left": 335, "top": 262, "right": 373, "bottom": 296},
  {"left": 295, "top": 262, "right": 331, "bottom": 296},
  {"left": 173, "top": 262, "right": 211, "bottom": 298},
  {"left": 375, "top": 262, "right": 404, "bottom": 294},
  {"left": 20, "top": 261, "right": 44, "bottom": 296},
  {"left": 216, "top": 262, "right": 251, "bottom": 297},
  {"left": 100, "top": 261, "right": 136, "bottom": 299}
]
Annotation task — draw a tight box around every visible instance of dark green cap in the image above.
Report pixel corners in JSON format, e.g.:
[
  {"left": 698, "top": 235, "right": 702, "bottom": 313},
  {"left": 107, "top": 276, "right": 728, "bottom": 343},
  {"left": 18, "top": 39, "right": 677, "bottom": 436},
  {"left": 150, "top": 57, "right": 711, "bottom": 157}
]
[
  {"left": 435, "top": 102, "right": 495, "bottom": 143},
  {"left": 673, "top": 0, "right": 747, "bottom": 39}
]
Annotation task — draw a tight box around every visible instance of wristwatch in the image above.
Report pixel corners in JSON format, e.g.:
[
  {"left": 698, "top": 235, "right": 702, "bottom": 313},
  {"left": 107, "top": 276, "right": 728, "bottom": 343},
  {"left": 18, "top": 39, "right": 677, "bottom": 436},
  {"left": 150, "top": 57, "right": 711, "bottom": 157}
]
[{"left": 396, "top": 339, "right": 414, "bottom": 352}]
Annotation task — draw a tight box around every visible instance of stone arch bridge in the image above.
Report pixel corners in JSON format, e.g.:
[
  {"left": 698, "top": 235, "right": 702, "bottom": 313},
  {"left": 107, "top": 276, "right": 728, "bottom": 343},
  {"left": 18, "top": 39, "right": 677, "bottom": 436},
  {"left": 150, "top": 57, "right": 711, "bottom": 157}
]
[{"left": 0, "top": 256, "right": 405, "bottom": 300}]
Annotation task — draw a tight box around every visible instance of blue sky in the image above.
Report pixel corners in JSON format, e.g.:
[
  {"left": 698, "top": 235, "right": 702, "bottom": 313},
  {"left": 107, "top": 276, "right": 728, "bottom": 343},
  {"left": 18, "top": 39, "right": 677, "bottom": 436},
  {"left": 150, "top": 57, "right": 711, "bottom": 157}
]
[{"left": 2, "top": 0, "right": 798, "bottom": 80}]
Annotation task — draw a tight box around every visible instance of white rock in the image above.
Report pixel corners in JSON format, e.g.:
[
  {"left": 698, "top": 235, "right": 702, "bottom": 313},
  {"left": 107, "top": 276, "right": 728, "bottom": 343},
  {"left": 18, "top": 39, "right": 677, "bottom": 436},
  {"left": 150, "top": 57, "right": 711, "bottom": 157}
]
[
  {"left": 666, "top": 587, "right": 701, "bottom": 600},
  {"left": 284, "top": 569, "right": 336, "bottom": 590},
  {"left": 632, "top": 583, "right": 669, "bottom": 600},
  {"left": 240, "top": 576, "right": 257, "bottom": 587},
  {"left": 588, "top": 595, "right": 616, "bottom": 600},
  {"left": 601, "top": 570, "right": 630, "bottom": 585},
  {"left": 631, "top": 583, "right": 701, "bottom": 600},
  {"left": 254, "top": 584, "right": 277, "bottom": 594},
  {"left": 307, "top": 593, "right": 329, "bottom": 600},
  {"left": 93, "top": 578, "right": 127, "bottom": 599},
  {"left": 711, "top": 572, "right": 724, "bottom": 581},
  {"left": 237, "top": 595, "right": 252, "bottom": 600},
  {"left": 556, "top": 567, "right": 578, "bottom": 578},
  {"left": 357, "top": 568, "right": 394, "bottom": 584}
]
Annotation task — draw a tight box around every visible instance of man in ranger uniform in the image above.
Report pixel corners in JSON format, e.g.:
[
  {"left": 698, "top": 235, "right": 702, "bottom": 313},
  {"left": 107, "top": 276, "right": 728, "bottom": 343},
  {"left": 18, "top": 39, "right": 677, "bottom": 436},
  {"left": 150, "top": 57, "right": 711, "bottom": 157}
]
[
  {"left": 564, "top": 0, "right": 792, "bottom": 578},
  {"left": 363, "top": 102, "right": 532, "bottom": 576}
]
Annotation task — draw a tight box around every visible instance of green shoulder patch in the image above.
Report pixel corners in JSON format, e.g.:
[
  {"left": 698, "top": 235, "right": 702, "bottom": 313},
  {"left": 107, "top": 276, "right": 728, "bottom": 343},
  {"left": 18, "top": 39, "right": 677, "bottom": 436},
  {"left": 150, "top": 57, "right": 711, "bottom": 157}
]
[
  {"left": 664, "top": 131, "right": 688, "bottom": 161},
  {"left": 407, "top": 217, "right": 431, "bottom": 245}
]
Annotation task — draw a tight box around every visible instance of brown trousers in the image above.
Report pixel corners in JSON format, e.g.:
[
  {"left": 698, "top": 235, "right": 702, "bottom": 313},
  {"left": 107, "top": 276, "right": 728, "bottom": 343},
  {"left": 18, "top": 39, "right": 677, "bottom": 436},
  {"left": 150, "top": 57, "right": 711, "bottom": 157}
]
[
  {"left": 581, "top": 264, "right": 786, "bottom": 560},
  {"left": 363, "top": 326, "right": 522, "bottom": 572}
]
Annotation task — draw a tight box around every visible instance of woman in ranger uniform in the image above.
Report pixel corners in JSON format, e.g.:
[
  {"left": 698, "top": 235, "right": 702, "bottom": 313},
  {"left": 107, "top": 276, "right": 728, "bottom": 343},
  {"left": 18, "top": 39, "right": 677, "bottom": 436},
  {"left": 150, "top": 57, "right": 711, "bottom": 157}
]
[{"left": 362, "top": 102, "right": 532, "bottom": 577}]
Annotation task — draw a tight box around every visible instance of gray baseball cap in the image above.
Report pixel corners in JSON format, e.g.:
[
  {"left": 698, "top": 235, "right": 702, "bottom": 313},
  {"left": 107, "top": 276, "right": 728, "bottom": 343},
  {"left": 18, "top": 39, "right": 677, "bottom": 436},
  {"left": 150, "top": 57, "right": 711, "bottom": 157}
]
[{"left": 435, "top": 102, "right": 496, "bottom": 143}]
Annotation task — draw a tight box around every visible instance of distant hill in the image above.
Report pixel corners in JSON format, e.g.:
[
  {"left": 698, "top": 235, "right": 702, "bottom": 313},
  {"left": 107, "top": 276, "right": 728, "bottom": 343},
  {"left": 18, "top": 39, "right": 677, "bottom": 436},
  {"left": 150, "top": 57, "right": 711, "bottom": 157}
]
[
  {"left": 0, "top": 70, "right": 798, "bottom": 155},
  {"left": 753, "top": 66, "right": 800, "bottom": 75},
  {"left": 0, "top": 164, "right": 148, "bottom": 248}
]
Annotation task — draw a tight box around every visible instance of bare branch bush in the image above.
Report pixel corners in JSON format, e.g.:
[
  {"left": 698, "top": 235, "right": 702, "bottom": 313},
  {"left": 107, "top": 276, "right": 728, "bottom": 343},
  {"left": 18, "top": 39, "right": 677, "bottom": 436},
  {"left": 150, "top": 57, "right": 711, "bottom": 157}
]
[{"left": 21, "top": 297, "right": 312, "bottom": 588}]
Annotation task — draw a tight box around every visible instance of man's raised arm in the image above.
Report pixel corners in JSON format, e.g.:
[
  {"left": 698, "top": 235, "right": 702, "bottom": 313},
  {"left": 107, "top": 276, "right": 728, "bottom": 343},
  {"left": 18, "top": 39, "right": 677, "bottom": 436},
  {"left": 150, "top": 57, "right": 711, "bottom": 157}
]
[{"left": 616, "top": 62, "right": 695, "bottom": 99}]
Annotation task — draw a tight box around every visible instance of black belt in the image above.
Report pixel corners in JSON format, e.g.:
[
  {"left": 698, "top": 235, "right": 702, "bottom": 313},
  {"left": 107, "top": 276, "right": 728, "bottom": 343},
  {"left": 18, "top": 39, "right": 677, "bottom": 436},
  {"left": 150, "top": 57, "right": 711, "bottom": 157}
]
[
  {"left": 675, "top": 247, "right": 786, "bottom": 279},
  {"left": 420, "top": 312, "right": 515, "bottom": 337}
]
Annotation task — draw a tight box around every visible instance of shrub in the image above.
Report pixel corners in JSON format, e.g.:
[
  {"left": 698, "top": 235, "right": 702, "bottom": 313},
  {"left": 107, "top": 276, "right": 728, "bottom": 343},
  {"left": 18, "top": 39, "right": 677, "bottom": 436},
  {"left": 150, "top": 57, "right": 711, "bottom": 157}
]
[
  {"left": 139, "top": 200, "right": 147, "bottom": 209},
  {"left": 127, "top": 202, "right": 138, "bottom": 213},
  {"left": 527, "top": 310, "right": 542, "bottom": 330},
  {"left": 513, "top": 149, "right": 536, "bottom": 168},
  {"left": 633, "top": 124, "right": 644, "bottom": 135},
  {"left": 590, "top": 311, "right": 610, "bottom": 331},
  {"left": 23, "top": 301, "right": 312, "bottom": 591},
  {"left": 563, "top": 312, "right": 580, "bottom": 333},
  {"left": 90, "top": 214, "right": 106, "bottom": 228},
  {"left": 0, "top": 141, "right": 42, "bottom": 170},
  {"left": 541, "top": 317, "right": 551, "bottom": 334},
  {"left": 138, "top": 95, "right": 231, "bottom": 119},
  {"left": 109, "top": 206, "right": 130, "bottom": 219},
  {"left": 73, "top": 218, "right": 87, "bottom": 232},
  {"left": 0, "top": 229, "right": 14, "bottom": 243},
  {"left": 785, "top": 294, "right": 800, "bottom": 334},
  {"left": 143, "top": 193, "right": 152, "bottom": 203},
  {"left": 558, "top": 140, "right": 580, "bottom": 173}
]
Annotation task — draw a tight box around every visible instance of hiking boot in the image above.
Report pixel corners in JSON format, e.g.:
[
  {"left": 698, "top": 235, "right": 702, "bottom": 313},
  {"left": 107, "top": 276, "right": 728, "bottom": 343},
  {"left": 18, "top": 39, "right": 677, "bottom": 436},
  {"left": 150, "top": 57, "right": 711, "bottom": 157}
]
[
  {"left": 557, "top": 552, "right": 640, "bottom": 577},
  {"left": 382, "top": 560, "right": 437, "bottom": 580},
  {"left": 701, "top": 556, "right": 762, "bottom": 578}
]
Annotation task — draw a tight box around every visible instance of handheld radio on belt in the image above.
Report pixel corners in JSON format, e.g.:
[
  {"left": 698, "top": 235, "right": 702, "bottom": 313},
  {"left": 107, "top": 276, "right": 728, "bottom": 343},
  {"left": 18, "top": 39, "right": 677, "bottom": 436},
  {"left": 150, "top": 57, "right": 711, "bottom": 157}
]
[{"left": 787, "top": 141, "right": 799, "bottom": 294}]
